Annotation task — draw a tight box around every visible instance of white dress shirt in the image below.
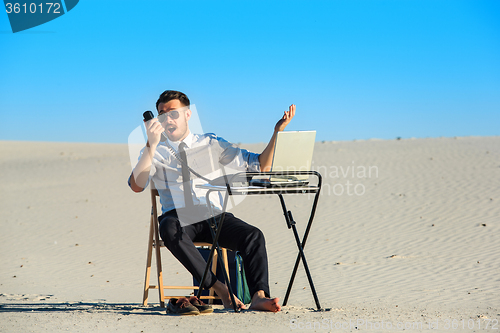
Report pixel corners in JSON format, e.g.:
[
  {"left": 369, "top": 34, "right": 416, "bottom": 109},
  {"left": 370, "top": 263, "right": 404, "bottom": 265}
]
[{"left": 136, "top": 132, "right": 261, "bottom": 215}]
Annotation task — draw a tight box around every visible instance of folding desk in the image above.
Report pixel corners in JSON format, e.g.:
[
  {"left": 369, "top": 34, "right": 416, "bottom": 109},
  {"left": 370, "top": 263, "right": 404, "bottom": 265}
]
[{"left": 195, "top": 171, "right": 322, "bottom": 312}]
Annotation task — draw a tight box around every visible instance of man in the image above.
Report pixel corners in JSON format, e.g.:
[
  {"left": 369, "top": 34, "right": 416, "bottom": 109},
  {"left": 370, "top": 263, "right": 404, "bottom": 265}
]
[{"left": 129, "top": 90, "right": 295, "bottom": 312}]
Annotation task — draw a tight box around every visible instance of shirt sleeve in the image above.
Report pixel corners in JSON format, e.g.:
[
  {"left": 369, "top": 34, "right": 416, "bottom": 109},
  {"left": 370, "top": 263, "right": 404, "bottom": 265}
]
[
  {"left": 128, "top": 146, "right": 153, "bottom": 192},
  {"left": 215, "top": 135, "right": 261, "bottom": 172},
  {"left": 239, "top": 147, "right": 261, "bottom": 172}
]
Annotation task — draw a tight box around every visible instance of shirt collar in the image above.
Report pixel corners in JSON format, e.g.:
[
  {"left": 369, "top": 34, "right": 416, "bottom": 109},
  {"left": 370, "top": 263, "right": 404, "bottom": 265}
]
[{"left": 167, "top": 131, "right": 194, "bottom": 151}]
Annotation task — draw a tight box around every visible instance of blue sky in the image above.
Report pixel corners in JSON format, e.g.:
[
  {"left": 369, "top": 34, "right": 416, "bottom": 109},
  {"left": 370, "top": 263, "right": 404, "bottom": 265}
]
[{"left": 1, "top": 0, "right": 499, "bottom": 144}]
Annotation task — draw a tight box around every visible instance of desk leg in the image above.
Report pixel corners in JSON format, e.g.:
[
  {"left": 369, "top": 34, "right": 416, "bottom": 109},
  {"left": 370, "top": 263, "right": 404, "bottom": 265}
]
[
  {"left": 196, "top": 215, "right": 220, "bottom": 300},
  {"left": 278, "top": 194, "right": 322, "bottom": 310},
  {"left": 290, "top": 222, "right": 321, "bottom": 310},
  {"left": 196, "top": 193, "right": 239, "bottom": 313},
  {"left": 211, "top": 216, "right": 239, "bottom": 313}
]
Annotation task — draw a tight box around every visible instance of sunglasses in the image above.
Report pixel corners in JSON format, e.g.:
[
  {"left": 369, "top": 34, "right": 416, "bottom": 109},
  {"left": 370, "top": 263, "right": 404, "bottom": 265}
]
[{"left": 158, "top": 109, "right": 181, "bottom": 122}]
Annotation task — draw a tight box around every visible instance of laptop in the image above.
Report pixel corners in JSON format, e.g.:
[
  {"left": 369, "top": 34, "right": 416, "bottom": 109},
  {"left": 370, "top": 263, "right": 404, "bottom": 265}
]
[{"left": 250, "top": 130, "right": 316, "bottom": 187}]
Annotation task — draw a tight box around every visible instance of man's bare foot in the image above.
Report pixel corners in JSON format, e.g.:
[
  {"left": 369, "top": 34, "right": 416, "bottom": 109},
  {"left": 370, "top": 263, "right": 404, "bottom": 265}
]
[
  {"left": 249, "top": 290, "right": 281, "bottom": 312},
  {"left": 211, "top": 280, "right": 247, "bottom": 310}
]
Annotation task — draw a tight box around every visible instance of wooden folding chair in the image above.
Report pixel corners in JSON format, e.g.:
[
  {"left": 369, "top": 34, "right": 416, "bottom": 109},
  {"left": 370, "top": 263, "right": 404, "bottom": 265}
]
[{"left": 142, "top": 188, "right": 229, "bottom": 307}]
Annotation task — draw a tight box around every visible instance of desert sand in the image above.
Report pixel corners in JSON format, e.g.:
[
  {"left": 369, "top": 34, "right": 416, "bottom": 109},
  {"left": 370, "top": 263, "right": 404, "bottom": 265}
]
[{"left": 1, "top": 136, "right": 499, "bottom": 332}]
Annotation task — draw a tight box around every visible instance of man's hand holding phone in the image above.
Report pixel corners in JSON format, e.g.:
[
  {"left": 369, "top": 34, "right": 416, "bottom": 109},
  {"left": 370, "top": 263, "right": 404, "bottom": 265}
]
[{"left": 144, "top": 117, "right": 164, "bottom": 148}]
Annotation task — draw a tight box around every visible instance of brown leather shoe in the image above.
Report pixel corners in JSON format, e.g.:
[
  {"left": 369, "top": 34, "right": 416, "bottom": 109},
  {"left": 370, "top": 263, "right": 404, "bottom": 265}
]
[
  {"left": 167, "top": 297, "right": 200, "bottom": 315},
  {"left": 188, "top": 296, "right": 213, "bottom": 314}
]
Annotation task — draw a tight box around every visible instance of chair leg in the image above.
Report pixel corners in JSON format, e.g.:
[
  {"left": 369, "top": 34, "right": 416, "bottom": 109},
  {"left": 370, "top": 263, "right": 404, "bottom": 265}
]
[
  {"left": 205, "top": 248, "right": 230, "bottom": 304},
  {"left": 207, "top": 250, "right": 219, "bottom": 304},
  {"left": 142, "top": 215, "right": 155, "bottom": 306},
  {"left": 222, "top": 248, "right": 229, "bottom": 283},
  {"left": 153, "top": 209, "right": 165, "bottom": 307}
]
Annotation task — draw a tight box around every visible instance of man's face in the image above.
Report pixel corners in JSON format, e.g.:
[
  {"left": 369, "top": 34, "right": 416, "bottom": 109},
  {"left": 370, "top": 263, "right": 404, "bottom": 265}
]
[{"left": 157, "top": 99, "right": 191, "bottom": 142}]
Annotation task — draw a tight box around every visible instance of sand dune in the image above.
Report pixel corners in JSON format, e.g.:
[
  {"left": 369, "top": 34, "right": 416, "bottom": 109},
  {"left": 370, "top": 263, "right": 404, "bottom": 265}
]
[{"left": 1, "top": 137, "right": 499, "bottom": 332}]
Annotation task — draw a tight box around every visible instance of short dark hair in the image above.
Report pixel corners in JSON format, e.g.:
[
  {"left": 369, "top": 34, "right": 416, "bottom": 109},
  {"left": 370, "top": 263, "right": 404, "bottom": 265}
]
[{"left": 156, "top": 90, "right": 190, "bottom": 111}]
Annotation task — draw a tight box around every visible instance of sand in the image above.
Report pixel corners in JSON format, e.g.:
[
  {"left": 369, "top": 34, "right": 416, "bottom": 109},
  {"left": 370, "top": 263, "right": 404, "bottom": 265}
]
[{"left": 1, "top": 136, "right": 499, "bottom": 332}]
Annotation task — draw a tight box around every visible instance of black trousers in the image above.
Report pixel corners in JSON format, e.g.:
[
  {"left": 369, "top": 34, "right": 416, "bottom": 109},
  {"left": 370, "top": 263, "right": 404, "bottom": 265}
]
[{"left": 158, "top": 209, "right": 270, "bottom": 298}]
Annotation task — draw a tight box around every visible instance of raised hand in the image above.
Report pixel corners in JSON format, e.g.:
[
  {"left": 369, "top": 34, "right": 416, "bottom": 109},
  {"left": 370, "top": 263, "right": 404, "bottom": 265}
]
[{"left": 274, "top": 104, "right": 295, "bottom": 133}]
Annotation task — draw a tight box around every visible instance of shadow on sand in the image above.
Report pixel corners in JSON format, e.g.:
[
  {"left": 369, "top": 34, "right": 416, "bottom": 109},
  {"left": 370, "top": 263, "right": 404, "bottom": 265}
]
[
  {"left": 0, "top": 302, "right": 168, "bottom": 316},
  {"left": 0, "top": 301, "right": 240, "bottom": 316}
]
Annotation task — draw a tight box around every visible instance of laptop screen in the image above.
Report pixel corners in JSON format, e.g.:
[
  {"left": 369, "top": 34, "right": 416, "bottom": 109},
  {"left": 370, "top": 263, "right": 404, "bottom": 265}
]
[{"left": 271, "top": 130, "right": 316, "bottom": 181}]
